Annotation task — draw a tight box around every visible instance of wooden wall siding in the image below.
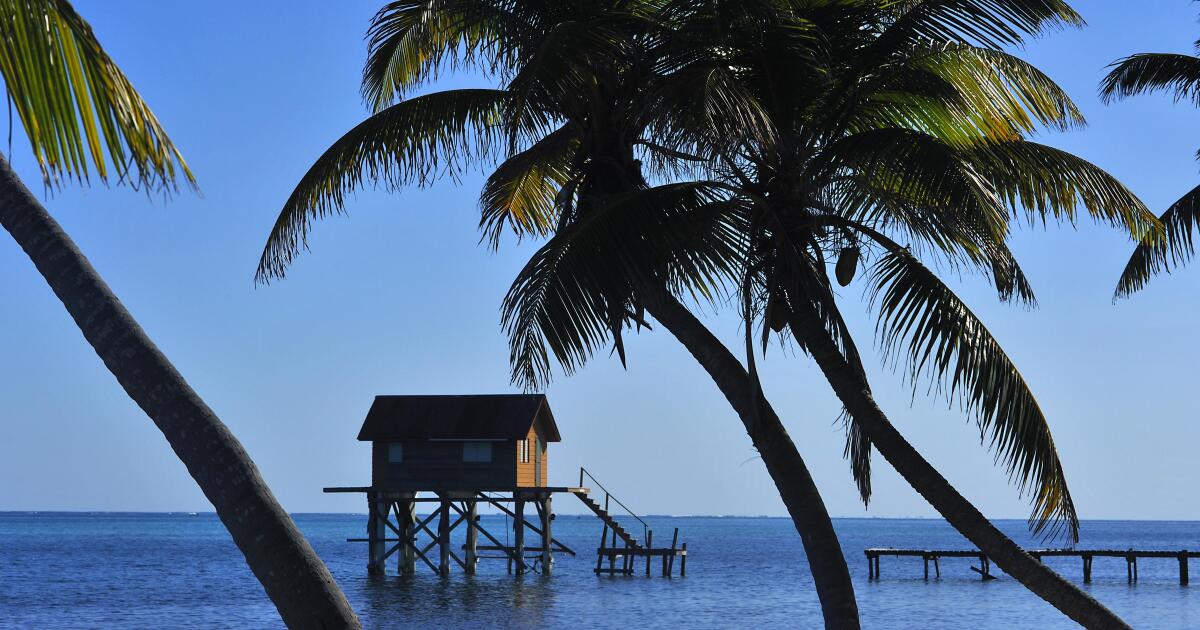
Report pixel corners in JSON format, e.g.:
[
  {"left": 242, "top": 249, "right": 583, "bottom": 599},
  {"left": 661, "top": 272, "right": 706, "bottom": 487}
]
[
  {"left": 539, "top": 439, "right": 547, "bottom": 487},
  {"left": 516, "top": 426, "right": 538, "bottom": 487},
  {"left": 372, "top": 441, "right": 518, "bottom": 490}
]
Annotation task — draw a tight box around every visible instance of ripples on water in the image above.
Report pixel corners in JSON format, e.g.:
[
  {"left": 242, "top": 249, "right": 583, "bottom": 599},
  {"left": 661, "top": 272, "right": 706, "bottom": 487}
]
[{"left": 0, "top": 513, "right": 1195, "bottom": 628}]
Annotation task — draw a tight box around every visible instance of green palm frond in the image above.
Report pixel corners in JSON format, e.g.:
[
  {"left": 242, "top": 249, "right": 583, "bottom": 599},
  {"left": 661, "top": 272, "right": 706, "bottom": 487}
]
[
  {"left": 1100, "top": 53, "right": 1200, "bottom": 105},
  {"left": 874, "top": 0, "right": 1083, "bottom": 52},
  {"left": 965, "top": 140, "right": 1159, "bottom": 240},
  {"left": 257, "top": 88, "right": 507, "bottom": 281},
  {"left": 361, "top": 0, "right": 548, "bottom": 112},
  {"left": 0, "top": 0, "right": 192, "bottom": 190},
  {"left": 825, "top": 127, "right": 1010, "bottom": 243},
  {"left": 479, "top": 123, "right": 579, "bottom": 247},
  {"left": 915, "top": 44, "right": 1083, "bottom": 136},
  {"left": 868, "top": 247, "right": 1078, "bottom": 540},
  {"left": 1114, "top": 184, "right": 1200, "bottom": 298}
]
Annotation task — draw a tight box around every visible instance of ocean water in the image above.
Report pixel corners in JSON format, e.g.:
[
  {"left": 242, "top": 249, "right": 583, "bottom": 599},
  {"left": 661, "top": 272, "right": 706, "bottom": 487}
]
[{"left": 0, "top": 512, "right": 1196, "bottom": 628}]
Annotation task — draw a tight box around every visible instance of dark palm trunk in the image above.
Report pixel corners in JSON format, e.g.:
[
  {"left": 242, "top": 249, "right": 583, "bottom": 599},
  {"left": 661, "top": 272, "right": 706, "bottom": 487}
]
[
  {"left": 786, "top": 304, "right": 1129, "bottom": 630},
  {"left": 640, "top": 285, "right": 860, "bottom": 630},
  {"left": 0, "top": 156, "right": 359, "bottom": 629}
]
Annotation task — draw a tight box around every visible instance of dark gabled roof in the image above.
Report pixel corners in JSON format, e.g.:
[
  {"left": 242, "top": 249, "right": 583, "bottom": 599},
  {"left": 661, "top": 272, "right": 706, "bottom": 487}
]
[{"left": 356, "top": 394, "right": 562, "bottom": 442}]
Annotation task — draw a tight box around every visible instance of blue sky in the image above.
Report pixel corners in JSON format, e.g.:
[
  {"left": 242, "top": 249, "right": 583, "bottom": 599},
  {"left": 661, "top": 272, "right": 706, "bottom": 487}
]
[{"left": 1, "top": 2, "right": 1199, "bottom": 527}]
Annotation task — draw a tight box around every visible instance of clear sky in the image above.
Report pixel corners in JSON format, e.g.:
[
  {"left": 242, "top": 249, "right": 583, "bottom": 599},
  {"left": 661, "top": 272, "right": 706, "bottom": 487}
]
[{"left": 1, "top": 1, "right": 1199, "bottom": 526}]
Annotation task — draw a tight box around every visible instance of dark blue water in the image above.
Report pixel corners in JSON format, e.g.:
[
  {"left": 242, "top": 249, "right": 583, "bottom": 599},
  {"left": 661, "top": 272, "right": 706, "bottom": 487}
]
[{"left": 0, "top": 513, "right": 1195, "bottom": 628}]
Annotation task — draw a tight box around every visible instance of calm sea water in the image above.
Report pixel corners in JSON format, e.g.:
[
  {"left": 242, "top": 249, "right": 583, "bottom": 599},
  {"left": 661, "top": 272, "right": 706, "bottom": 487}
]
[{"left": 0, "top": 512, "right": 1196, "bottom": 628}]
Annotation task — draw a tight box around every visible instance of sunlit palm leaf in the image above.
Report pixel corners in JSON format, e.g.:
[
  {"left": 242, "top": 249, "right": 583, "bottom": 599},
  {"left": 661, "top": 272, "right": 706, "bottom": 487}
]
[
  {"left": 964, "top": 140, "right": 1159, "bottom": 239},
  {"left": 873, "top": 0, "right": 1082, "bottom": 52},
  {"left": 479, "top": 123, "right": 579, "bottom": 247},
  {"left": 868, "top": 248, "right": 1078, "bottom": 540},
  {"left": 0, "top": 0, "right": 192, "bottom": 189},
  {"left": 362, "top": 0, "right": 519, "bottom": 111},
  {"left": 257, "top": 88, "right": 507, "bottom": 281}
]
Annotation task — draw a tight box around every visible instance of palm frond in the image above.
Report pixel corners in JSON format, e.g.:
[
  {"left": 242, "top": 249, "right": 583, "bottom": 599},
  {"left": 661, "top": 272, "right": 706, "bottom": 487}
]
[
  {"left": 1114, "top": 184, "right": 1200, "bottom": 298},
  {"left": 918, "top": 44, "right": 1084, "bottom": 135},
  {"left": 362, "top": 0, "right": 533, "bottom": 111},
  {"left": 479, "top": 123, "right": 579, "bottom": 247},
  {"left": 965, "top": 140, "right": 1160, "bottom": 240},
  {"left": 1100, "top": 53, "right": 1200, "bottom": 105},
  {"left": 868, "top": 248, "right": 1078, "bottom": 540},
  {"left": 502, "top": 182, "right": 746, "bottom": 389},
  {"left": 824, "top": 127, "right": 1010, "bottom": 244},
  {"left": 0, "top": 0, "right": 193, "bottom": 190},
  {"left": 257, "top": 88, "right": 507, "bottom": 281},
  {"left": 874, "top": 0, "right": 1083, "bottom": 52}
]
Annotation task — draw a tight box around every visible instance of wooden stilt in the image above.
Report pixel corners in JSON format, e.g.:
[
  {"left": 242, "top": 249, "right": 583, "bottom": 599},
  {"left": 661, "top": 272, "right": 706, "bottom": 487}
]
[
  {"left": 680, "top": 542, "right": 687, "bottom": 576},
  {"left": 607, "top": 527, "right": 616, "bottom": 575},
  {"left": 438, "top": 498, "right": 451, "bottom": 576},
  {"left": 514, "top": 497, "right": 526, "bottom": 575},
  {"left": 934, "top": 555, "right": 940, "bottom": 579},
  {"left": 1083, "top": 555, "right": 1092, "bottom": 583},
  {"left": 1181, "top": 553, "right": 1190, "bottom": 586},
  {"left": 645, "top": 530, "right": 653, "bottom": 576},
  {"left": 398, "top": 500, "right": 416, "bottom": 574},
  {"left": 540, "top": 495, "right": 553, "bottom": 575},
  {"left": 596, "top": 522, "right": 608, "bottom": 574},
  {"left": 465, "top": 500, "right": 478, "bottom": 575},
  {"left": 924, "top": 555, "right": 929, "bottom": 581},
  {"left": 668, "top": 528, "right": 679, "bottom": 576},
  {"left": 367, "top": 497, "right": 386, "bottom": 575}
]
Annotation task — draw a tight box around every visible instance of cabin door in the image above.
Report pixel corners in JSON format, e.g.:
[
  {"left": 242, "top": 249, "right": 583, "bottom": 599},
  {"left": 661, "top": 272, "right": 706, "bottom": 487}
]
[{"left": 534, "top": 437, "right": 543, "bottom": 486}]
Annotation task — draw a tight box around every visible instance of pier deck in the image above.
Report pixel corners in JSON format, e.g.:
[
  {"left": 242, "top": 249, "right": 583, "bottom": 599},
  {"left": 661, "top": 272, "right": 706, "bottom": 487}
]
[{"left": 865, "top": 548, "right": 1200, "bottom": 584}]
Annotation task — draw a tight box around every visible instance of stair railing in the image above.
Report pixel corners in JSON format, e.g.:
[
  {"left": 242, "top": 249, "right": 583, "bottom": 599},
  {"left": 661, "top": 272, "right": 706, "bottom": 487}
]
[{"left": 579, "top": 466, "right": 651, "bottom": 544}]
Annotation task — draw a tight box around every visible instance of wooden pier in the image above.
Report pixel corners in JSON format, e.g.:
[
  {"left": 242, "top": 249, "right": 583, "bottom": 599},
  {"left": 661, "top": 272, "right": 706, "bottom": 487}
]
[{"left": 866, "top": 548, "right": 1200, "bottom": 585}]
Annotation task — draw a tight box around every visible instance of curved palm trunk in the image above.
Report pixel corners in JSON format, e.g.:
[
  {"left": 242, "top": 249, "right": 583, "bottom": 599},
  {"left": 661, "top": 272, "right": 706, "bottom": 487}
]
[
  {"left": 785, "top": 304, "right": 1128, "bottom": 630},
  {"left": 0, "top": 157, "right": 359, "bottom": 630},
  {"left": 640, "top": 286, "right": 860, "bottom": 630}
]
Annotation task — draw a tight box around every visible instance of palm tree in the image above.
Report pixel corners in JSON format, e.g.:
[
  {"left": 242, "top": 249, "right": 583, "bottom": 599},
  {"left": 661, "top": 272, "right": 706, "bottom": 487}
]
[
  {"left": 494, "top": 3, "right": 1150, "bottom": 627},
  {"left": 651, "top": 6, "right": 1155, "bottom": 628},
  {"left": 1101, "top": 37, "right": 1200, "bottom": 296},
  {"left": 258, "top": 1, "right": 1146, "bottom": 628},
  {"left": 0, "top": 2, "right": 358, "bottom": 627},
  {"left": 259, "top": 2, "right": 861, "bottom": 627},
  {"left": 496, "top": 3, "right": 1150, "bottom": 627}
]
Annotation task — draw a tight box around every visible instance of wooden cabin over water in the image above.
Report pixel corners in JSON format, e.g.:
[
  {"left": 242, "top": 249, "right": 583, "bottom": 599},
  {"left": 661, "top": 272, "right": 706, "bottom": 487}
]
[
  {"left": 326, "top": 393, "right": 686, "bottom": 578},
  {"left": 358, "top": 394, "right": 560, "bottom": 490}
]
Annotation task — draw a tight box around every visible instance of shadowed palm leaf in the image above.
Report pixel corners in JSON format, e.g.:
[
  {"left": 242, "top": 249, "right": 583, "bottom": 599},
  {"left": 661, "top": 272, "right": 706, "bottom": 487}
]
[
  {"left": 257, "top": 88, "right": 507, "bottom": 280},
  {"left": 869, "top": 248, "right": 1076, "bottom": 538},
  {"left": 1101, "top": 48, "right": 1200, "bottom": 297}
]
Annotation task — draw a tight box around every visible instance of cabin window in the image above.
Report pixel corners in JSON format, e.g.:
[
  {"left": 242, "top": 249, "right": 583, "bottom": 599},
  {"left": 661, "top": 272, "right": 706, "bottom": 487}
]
[
  {"left": 387, "top": 443, "right": 403, "bottom": 463},
  {"left": 463, "top": 442, "right": 492, "bottom": 463},
  {"left": 519, "top": 439, "right": 530, "bottom": 464}
]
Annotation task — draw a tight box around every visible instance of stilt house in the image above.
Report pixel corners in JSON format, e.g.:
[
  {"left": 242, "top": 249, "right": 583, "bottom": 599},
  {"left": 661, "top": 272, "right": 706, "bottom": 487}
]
[{"left": 357, "top": 393, "right": 561, "bottom": 490}]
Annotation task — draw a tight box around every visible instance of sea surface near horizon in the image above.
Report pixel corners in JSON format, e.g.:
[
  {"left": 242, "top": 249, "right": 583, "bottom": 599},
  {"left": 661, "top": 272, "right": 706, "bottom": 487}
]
[{"left": 0, "top": 512, "right": 1195, "bottom": 628}]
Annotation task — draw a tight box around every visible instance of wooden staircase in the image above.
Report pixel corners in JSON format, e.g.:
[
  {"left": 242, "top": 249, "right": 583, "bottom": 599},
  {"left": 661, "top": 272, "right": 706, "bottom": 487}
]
[
  {"left": 571, "top": 489, "right": 642, "bottom": 549},
  {"left": 574, "top": 467, "right": 686, "bottom": 576}
]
